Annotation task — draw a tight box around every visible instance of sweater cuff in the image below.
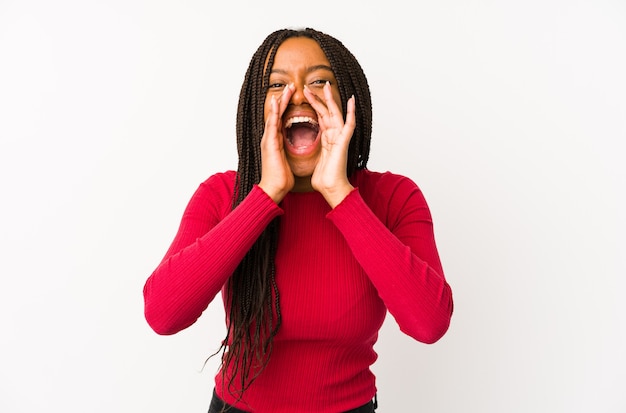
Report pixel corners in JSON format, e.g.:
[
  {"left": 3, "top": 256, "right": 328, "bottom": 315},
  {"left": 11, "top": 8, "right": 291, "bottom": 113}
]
[
  {"left": 326, "top": 187, "right": 364, "bottom": 221},
  {"left": 249, "top": 184, "right": 284, "bottom": 217}
]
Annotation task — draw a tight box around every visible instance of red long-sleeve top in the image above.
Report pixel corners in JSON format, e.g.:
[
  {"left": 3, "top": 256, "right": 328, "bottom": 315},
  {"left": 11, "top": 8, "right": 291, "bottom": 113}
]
[{"left": 143, "top": 169, "right": 453, "bottom": 412}]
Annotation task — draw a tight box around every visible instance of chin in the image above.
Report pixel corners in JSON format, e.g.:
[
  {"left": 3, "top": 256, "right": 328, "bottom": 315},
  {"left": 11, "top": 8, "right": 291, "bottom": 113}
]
[
  {"left": 290, "top": 167, "right": 315, "bottom": 179},
  {"left": 287, "top": 157, "right": 318, "bottom": 178}
]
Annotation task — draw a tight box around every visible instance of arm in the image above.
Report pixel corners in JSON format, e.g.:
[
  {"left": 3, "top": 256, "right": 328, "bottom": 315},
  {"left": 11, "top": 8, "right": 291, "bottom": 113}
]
[
  {"left": 145, "top": 82, "right": 298, "bottom": 335},
  {"left": 143, "top": 174, "right": 283, "bottom": 335},
  {"left": 327, "top": 174, "right": 453, "bottom": 344}
]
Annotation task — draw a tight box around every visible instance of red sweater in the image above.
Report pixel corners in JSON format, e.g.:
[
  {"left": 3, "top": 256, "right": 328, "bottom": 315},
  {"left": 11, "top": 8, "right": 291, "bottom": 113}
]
[{"left": 143, "top": 169, "right": 453, "bottom": 412}]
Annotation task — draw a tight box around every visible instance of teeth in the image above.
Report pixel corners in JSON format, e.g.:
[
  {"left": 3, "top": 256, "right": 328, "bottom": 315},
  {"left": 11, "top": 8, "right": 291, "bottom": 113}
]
[{"left": 285, "top": 116, "right": 318, "bottom": 128}]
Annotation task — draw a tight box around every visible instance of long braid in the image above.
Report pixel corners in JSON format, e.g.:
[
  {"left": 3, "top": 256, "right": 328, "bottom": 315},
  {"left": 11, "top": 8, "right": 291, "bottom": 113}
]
[
  {"left": 307, "top": 28, "right": 373, "bottom": 175},
  {"left": 216, "top": 27, "right": 373, "bottom": 405}
]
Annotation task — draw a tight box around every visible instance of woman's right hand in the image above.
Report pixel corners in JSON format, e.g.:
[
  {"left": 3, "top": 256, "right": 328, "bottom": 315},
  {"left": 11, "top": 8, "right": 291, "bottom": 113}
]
[{"left": 258, "top": 83, "right": 295, "bottom": 203}]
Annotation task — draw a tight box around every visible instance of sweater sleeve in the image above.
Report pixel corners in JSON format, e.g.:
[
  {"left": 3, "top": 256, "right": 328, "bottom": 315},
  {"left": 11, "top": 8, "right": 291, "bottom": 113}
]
[
  {"left": 326, "top": 174, "right": 453, "bottom": 344},
  {"left": 143, "top": 174, "right": 283, "bottom": 335}
]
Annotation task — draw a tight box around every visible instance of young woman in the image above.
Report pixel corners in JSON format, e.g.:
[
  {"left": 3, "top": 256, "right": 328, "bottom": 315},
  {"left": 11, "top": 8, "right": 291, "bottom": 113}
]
[{"left": 143, "top": 27, "right": 454, "bottom": 413}]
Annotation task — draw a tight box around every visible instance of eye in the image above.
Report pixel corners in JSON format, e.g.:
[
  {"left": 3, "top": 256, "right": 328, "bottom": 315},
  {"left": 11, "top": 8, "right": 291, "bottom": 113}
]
[
  {"left": 310, "top": 79, "right": 330, "bottom": 87},
  {"left": 267, "top": 82, "right": 286, "bottom": 90}
]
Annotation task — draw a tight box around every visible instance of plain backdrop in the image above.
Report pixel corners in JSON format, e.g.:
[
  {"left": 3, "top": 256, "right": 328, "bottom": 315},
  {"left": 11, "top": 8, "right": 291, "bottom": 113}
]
[{"left": 1, "top": 1, "right": 624, "bottom": 412}]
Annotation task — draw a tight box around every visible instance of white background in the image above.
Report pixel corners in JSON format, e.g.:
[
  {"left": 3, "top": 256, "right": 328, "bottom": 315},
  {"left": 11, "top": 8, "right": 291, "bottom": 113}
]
[{"left": 1, "top": 1, "right": 625, "bottom": 412}]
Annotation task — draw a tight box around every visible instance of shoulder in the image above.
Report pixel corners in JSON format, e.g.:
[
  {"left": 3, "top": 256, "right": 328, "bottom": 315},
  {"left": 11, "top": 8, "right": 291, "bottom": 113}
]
[
  {"left": 352, "top": 169, "right": 423, "bottom": 200},
  {"left": 184, "top": 170, "right": 236, "bottom": 218},
  {"left": 197, "top": 170, "right": 237, "bottom": 193},
  {"left": 352, "top": 169, "right": 430, "bottom": 227}
]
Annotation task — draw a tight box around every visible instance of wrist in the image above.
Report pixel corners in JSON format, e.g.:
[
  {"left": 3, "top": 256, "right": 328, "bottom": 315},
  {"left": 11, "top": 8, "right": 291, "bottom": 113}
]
[
  {"left": 322, "top": 183, "right": 354, "bottom": 209},
  {"left": 258, "top": 182, "right": 288, "bottom": 204}
]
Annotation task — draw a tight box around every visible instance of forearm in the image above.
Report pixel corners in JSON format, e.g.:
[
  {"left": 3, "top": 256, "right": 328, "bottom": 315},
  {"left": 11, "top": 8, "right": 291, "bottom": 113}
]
[
  {"left": 143, "top": 185, "right": 283, "bottom": 335},
  {"left": 328, "top": 188, "right": 453, "bottom": 344}
]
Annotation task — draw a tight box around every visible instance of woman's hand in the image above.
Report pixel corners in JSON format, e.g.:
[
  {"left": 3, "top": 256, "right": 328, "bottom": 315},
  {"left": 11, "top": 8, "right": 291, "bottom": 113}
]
[
  {"left": 258, "top": 84, "right": 295, "bottom": 203},
  {"left": 306, "top": 82, "right": 356, "bottom": 208}
]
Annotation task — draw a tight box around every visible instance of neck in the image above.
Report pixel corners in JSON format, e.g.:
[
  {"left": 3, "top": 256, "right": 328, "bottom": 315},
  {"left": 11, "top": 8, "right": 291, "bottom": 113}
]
[{"left": 292, "top": 175, "right": 314, "bottom": 193}]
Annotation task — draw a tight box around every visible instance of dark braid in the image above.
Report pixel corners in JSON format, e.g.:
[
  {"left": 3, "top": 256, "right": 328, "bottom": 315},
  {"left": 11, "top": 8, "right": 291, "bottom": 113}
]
[
  {"left": 306, "top": 28, "right": 373, "bottom": 174},
  {"left": 216, "top": 27, "right": 373, "bottom": 404}
]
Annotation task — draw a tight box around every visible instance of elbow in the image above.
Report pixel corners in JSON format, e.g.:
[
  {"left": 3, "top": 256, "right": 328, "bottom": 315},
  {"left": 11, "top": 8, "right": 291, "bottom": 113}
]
[
  {"left": 401, "top": 294, "right": 454, "bottom": 344},
  {"left": 144, "top": 303, "right": 181, "bottom": 336},
  {"left": 142, "top": 276, "right": 206, "bottom": 336},
  {"left": 427, "top": 303, "right": 454, "bottom": 344},
  {"left": 422, "top": 284, "right": 454, "bottom": 344},
  {"left": 418, "top": 317, "right": 451, "bottom": 344},
  {"left": 144, "top": 291, "right": 198, "bottom": 335},
  {"left": 143, "top": 285, "right": 188, "bottom": 336},
  {"left": 144, "top": 305, "right": 196, "bottom": 335},
  {"left": 145, "top": 311, "right": 180, "bottom": 336},
  {"left": 401, "top": 313, "right": 451, "bottom": 344}
]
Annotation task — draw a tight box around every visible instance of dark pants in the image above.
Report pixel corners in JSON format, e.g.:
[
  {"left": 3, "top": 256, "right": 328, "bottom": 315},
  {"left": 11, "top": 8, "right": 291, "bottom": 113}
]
[{"left": 208, "top": 389, "right": 378, "bottom": 413}]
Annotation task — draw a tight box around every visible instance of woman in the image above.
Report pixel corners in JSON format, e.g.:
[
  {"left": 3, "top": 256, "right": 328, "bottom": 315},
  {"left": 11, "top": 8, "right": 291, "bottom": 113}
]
[{"left": 143, "top": 27, "right": 453, "bottom": 413}]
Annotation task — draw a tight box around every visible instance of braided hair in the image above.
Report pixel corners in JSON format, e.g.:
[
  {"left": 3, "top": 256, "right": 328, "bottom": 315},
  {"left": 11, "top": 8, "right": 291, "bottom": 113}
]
[{"left": 218, "top": 27, "right": 373, "bottom": 401}]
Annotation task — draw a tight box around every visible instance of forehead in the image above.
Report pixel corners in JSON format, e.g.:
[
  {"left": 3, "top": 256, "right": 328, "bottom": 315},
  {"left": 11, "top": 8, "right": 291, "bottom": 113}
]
[{"left": 271, "top": 37, "right": 330, "bottom": 69}]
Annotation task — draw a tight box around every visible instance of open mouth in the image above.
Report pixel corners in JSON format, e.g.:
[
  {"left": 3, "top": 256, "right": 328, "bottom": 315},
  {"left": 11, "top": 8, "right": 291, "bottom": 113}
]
[{"left": 284, "top": 116, "right": 320, "bottom": 149}]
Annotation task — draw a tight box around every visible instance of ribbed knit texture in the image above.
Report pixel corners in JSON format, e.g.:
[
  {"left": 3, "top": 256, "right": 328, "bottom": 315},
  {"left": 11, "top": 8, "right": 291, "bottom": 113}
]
[{"left": 143, "top": 169, "right": 453, "bottom": 413}]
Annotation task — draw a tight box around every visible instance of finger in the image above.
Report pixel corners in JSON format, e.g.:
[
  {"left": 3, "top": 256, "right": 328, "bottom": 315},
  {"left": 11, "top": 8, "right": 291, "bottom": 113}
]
[
  {"left": 265, "top": 84, "right": 293, "bottom": 134},
  {"left": 344, "top": 95, "right": 356, "bottom": 131},
  {"left": 322, "top": 81, "right": 340, "bottom": 119},
  {"left": 303, "top": 85, "right": 326, "bottom": 115},
  {"left": 304, "top": 85, "right": 339, "bottom": 130},
  {"left": 264, "top": 95, "right": 279, "bottom": 134},
  {"left": 278, "top": 83, "right": 294, "bottom": 114}
]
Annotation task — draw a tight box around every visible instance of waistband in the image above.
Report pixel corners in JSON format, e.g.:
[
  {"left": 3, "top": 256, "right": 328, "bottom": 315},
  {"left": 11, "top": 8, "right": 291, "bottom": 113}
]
[{"left": 208, "top": 389, "right": 377, "bottom": 413}]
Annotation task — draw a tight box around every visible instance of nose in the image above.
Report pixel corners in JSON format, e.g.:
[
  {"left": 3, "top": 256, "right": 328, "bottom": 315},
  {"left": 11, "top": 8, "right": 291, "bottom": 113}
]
[{"left": 289, "top": 82, "right": 307, "bottom": 106}]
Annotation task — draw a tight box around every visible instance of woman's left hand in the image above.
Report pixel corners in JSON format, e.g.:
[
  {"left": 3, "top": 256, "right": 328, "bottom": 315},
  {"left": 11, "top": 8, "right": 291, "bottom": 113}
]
[{"left": 304, "top": 82, "right": 356, "bottom": 208}]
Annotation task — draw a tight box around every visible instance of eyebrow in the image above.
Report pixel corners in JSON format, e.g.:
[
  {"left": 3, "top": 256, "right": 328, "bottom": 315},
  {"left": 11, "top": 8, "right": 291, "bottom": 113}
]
[{"left": 270, "top": 64, "right": 334, "bottom": 75}]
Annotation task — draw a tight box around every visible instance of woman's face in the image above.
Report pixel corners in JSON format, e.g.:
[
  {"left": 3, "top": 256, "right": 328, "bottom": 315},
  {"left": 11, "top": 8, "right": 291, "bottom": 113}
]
[{"left": 263, "top": 36, "right": 343, "bottom": 179}]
